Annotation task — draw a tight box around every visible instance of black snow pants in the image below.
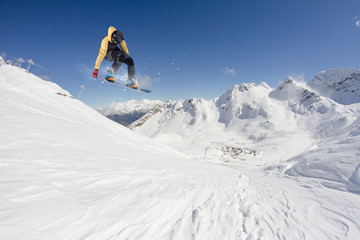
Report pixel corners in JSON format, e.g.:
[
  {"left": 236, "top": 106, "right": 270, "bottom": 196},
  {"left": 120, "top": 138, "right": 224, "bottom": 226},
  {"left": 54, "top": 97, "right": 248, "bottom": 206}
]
[{"left": 105, "top": 47, "right": 135, "bottom": 79}]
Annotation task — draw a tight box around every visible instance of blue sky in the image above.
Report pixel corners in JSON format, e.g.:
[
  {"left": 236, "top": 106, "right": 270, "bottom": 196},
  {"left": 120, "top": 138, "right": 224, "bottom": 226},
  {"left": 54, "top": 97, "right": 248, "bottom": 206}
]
[{"left": 1, "top": 0, "right": 359, "bottom": 106}]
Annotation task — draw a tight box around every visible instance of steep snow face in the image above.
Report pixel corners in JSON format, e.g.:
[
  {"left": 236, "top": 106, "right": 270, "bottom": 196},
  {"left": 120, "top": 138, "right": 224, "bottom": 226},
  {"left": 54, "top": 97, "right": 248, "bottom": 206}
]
[
  {"left": 308, "top": 68, "right": 360, "bottom": 105},
  {"left": 217, "top": 83, "right": 272, "bottom": 126},
  {"left": 269, "top": 77, "right": 358, "bottom": 139}
]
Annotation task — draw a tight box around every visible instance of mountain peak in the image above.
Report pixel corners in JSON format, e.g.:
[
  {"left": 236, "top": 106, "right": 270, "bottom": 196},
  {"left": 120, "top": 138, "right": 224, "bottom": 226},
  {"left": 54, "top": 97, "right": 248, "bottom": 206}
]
[
  {"left": 269, "top": 77, "right": 323, "bottom": 109},
  {"left": 307, "top": 68, "right": 360, "bottom": 105},
  {"left": 314, "top": 68, "right": 360, "bottom": 84},
  {"left": 231, "top": 83, "right": 259, "bottom": 92}
]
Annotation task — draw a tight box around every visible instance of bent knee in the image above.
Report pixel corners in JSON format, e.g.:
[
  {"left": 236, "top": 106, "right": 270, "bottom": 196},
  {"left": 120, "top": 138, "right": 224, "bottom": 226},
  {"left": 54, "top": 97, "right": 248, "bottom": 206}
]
[{"left": 126, "top": 57, "right": 134, "bottom": 66}]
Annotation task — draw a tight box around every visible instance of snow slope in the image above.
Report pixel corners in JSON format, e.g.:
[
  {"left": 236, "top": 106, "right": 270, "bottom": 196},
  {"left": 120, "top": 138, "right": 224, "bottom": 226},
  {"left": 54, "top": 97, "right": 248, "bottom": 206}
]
[
  {"left": 0, "top": 64, "right": 245, "bottom": 239},
  {"left": 1, "top": 62, "right": 360, "bottom": 239}
]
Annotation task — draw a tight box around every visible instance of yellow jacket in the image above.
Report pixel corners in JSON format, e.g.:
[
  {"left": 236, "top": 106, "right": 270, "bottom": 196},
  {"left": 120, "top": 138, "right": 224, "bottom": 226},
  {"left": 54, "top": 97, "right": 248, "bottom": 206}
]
[{"left": 94, "top": 26, "right": 129, "bottom": 69}]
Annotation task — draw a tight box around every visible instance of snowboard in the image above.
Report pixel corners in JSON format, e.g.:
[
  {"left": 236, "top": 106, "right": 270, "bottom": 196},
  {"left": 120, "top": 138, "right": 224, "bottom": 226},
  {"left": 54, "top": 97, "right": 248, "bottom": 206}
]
[{"left": 99, "top": 76, "right": 151, "bottom": 93}]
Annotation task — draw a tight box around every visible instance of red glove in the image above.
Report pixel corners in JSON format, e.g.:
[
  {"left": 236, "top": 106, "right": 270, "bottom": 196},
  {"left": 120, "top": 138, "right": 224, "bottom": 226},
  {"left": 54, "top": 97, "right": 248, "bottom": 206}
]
[{"left": 92, "top": 69, "right": 98, "bottom": 78}]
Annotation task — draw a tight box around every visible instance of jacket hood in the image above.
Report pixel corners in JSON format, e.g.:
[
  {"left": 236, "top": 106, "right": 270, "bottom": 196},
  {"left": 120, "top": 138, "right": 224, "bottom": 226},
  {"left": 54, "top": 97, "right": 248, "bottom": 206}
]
[{"left": 108, "top": 26, "right": 117, "bottom": 42}]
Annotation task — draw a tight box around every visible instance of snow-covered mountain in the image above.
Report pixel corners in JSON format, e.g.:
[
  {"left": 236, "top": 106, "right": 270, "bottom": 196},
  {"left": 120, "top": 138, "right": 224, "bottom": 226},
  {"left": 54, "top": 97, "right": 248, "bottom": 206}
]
[
  {"left": 131, "top": 69, "right": 360, "bottom": 192},
  {"left": 307, "top": 68, "right": 360, "bottom": 105},
  {"left": 1, "top": 60, "right": 360, "bottom": 240},
  {"left": 95, "top": 99, "right": 163, "bottom": 126},
  {"left": 0, "top": 57, "right": 5, "bottom": 65},
  {"left": 131, "top": 69, "right": 360, "bottom": 139}
]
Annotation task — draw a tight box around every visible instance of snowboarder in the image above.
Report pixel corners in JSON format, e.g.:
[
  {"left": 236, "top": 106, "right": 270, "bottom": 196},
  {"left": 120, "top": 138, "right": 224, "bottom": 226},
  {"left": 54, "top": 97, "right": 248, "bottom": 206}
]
[{"left": 92, "top": 26, "right": 138, "bottom": 89}]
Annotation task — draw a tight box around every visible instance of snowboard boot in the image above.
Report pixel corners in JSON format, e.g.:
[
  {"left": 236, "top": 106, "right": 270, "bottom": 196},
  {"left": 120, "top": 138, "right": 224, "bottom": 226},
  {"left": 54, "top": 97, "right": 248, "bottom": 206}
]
[
  {"left": 105, "top": 73, "right": 115, "bottom": 83},
  {"left": 126, "top": 77, "right": 139, "bottom": 89}
]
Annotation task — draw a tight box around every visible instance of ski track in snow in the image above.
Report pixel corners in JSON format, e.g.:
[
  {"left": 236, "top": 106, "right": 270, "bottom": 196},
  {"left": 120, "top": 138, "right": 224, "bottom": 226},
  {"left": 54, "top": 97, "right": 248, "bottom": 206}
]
[{"left": 1, "top": 63, "right": 360, "bottom": 239}]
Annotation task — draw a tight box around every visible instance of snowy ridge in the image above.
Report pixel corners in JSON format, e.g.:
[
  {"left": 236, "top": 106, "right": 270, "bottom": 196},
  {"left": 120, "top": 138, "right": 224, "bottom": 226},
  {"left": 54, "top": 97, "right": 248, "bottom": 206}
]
[
  {"left": 269, "top": 77, "right": 357, "bottom": 139},
  {"left": 308, "top": 68, "right": 360, "bottom": 105},
  {"left": 1, "top": 63, "right": 360, "bottom": 239}
]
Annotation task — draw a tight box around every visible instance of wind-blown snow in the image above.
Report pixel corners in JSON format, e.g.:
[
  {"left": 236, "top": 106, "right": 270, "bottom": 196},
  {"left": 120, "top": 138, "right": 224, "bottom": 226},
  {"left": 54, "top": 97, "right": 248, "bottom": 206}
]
[{"left": 1, "top": 60, "right": 360, "bottom": 239}]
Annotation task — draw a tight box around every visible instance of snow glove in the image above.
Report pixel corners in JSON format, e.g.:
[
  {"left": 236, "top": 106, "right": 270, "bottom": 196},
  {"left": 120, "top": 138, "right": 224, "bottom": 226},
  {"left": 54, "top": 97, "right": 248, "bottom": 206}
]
[{"left": 92, "top": 69, "right": 98, "bottom": 78}]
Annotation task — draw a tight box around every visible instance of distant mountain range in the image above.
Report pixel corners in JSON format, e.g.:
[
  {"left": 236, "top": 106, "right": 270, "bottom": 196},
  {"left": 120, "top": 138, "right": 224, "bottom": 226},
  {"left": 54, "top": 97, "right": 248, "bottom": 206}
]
[
  {"left": 129, "top": 70, "right": 359, "bottom": 141},
  {"left": 95, "top": 99, "right": 162, "bottom": 126},
  {"left": 97, "top": 68, "right": 360, "bottom": 133}
]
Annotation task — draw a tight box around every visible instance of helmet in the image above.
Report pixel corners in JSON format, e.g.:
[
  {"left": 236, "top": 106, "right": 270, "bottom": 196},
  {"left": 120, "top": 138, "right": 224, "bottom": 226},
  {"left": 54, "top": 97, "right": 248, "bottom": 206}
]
[{"left": 111, "top": 30, "right": 124, "bottom": 44}]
